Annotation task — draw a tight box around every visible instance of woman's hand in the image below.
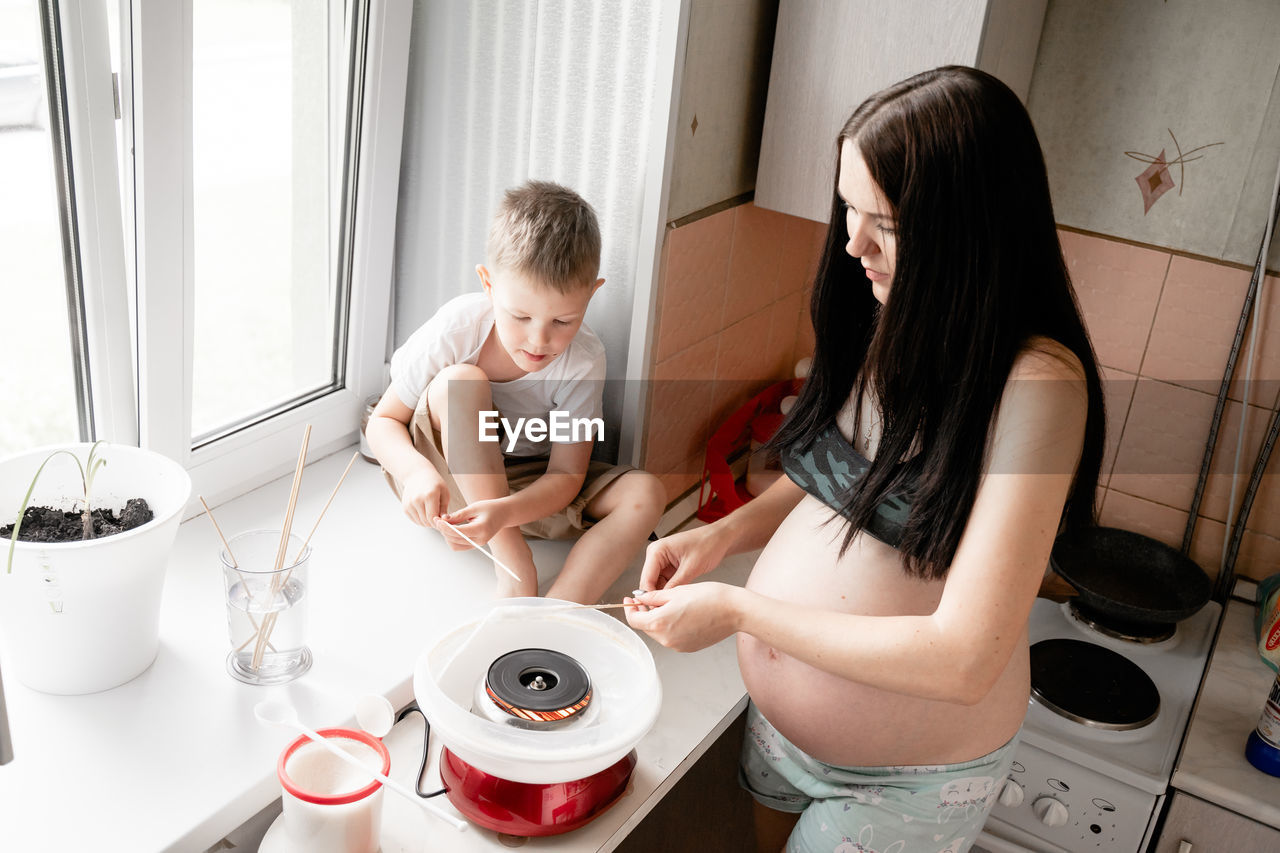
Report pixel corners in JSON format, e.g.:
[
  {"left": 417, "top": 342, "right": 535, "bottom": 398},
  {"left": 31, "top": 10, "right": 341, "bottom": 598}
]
[
  {"left": 401, "top": 468, "right": 450, "bottom": 528},
  {"left": 639, "top": 524, "right": 734, "bottom": 592},
  {"left": 624, "top": 583, "right": 746, "bottom": 652},
  {"left": 435, "top": 498, "right": 511, "bottom": 550}
]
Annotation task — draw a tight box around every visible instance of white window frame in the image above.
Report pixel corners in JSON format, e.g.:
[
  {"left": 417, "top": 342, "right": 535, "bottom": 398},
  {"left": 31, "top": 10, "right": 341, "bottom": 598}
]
[{"left": 59, "top": 0, "right": 411, "bottom": 508}]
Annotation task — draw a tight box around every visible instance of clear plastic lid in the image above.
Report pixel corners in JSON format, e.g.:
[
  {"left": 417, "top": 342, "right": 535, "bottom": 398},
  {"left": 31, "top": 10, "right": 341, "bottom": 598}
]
[{"left": 412, "top": 598, "right": 661, "bottom": 784}]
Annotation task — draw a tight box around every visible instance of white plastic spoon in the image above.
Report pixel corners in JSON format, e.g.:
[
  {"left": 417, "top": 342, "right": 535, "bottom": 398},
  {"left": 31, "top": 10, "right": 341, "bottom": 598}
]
[
  {"left": 254, "top": 700, "right": 467, "bottom": 832},
  {"left": 355, "top": 693, "right": 395, "bottom": 739}
]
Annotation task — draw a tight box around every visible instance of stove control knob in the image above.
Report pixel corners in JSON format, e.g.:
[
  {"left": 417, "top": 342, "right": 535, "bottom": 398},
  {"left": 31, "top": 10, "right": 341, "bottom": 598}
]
[
  {"left": 1032, "top": 796, "right": 1069, "bottom": 827},
  {"left": 997, "top": 779, "right": 1024, "bottom": 808}
]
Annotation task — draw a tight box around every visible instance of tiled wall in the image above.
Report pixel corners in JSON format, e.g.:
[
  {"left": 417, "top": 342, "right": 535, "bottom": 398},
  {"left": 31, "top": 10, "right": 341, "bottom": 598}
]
[
  {"left": 642, "top": 210, "right": 1280, "bottom": 583},
  {"left": 1066, "top": 230, "right": 1280, "bottom": 583},
  {"left": 641, "top": 202, "right": 823, "bottom": 501}
]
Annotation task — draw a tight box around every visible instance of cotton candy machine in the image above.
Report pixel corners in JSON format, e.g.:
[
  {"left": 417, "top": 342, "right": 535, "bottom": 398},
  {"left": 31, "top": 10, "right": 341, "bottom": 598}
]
[{"left": 412, "top": 598, "right": 661, "bottom": 837}]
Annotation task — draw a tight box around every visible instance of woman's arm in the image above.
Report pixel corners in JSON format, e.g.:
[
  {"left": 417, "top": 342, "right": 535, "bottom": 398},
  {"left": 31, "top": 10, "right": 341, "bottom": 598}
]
[
  {"left": 637, "top": 473, "right": 806, "bottom": 591},
  {"left": 630, "top": 345, "right": 1088, "bottom": 705}
]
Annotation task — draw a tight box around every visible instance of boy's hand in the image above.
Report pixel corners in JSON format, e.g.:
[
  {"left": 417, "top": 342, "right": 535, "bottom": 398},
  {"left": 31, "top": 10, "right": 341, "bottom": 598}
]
[
  {"left": 435, "top": 499, "right": 512, "bottom": 550},
  {"left": 401, "top": 469, "right": 450, "bottom": 528},
  {"left": 639, "top": 525, "right": 732, "bottom": 592}
]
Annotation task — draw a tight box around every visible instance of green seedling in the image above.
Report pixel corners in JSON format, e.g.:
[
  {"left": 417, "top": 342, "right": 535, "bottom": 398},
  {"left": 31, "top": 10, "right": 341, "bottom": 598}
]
[{"left": 6, "top": 440, "right": 109, "bottom": 574}]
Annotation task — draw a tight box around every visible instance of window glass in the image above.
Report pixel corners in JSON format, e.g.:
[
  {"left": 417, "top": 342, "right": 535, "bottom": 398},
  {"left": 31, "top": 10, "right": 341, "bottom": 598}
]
[
  {"left": 0, "top": 0, "right": 80, "bottom": 456},
  {"left": 190, "top": 0, "right": 344, "bottom": 442}
]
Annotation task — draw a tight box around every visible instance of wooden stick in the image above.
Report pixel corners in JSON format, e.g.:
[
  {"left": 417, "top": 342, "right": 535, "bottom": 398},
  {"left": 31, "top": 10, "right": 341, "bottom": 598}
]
[
  {"left": 201, "top": 494, "right": 275, "bottom": 650},
  {"left": 436, "top": 518, "right": 522, "bottom": 583},
  {"left": 251, "top": 425, "right": 312, "bottom": 671},
  {"left": 198, "top": 495, "right": 238, "bottom": 568},
  {"left": 291, "top": 451, "right": 358, "bottom": 564}
]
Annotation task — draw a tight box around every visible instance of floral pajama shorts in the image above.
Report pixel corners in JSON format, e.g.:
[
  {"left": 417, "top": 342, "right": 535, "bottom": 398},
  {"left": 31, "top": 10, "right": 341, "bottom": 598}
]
[{"left": 738, "top": 702, "right": 1016, "bottom": 853}]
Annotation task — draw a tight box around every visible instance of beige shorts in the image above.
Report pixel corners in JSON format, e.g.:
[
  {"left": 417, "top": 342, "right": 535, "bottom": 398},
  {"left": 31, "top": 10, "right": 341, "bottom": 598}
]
[{"left": 382, "top": 390, "right": 631, "bottom": 540}]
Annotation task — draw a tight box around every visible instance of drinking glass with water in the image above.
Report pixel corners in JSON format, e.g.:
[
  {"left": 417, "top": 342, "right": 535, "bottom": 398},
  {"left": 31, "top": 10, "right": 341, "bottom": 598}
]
[{"left": 221, "top": 529, "right": 313, "bottom": 685}]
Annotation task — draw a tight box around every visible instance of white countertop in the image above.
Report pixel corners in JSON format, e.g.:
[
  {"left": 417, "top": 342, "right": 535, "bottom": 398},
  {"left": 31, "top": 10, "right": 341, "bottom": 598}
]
[
  {"left": 0, "top": 447, "right": 751, "bottom": 852},
  {"left": 1172, "top": 596, "right": 1280, "bottom": 829}
]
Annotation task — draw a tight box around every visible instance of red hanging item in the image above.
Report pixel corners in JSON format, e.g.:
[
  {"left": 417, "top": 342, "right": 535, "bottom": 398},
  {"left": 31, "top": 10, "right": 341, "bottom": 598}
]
[{"left": 696, "top": 378, "right": 802, "bottom": 522}]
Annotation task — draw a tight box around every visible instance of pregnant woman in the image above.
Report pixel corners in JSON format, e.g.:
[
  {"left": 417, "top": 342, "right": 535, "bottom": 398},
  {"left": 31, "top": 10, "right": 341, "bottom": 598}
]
[{"left": 626, "top": 66, "right": 1105, "bottom": 853}]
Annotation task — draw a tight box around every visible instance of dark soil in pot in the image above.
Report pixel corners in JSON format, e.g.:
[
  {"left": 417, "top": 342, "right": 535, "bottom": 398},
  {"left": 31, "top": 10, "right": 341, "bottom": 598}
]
[{"left": 1, "top": 499, "right": 154, "bottom": 543}]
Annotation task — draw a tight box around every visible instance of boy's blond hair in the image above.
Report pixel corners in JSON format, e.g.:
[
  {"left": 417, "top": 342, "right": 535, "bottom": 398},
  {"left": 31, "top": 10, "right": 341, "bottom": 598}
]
[{"left": 487, "top": 181, "right": 601, "bottom": 293}]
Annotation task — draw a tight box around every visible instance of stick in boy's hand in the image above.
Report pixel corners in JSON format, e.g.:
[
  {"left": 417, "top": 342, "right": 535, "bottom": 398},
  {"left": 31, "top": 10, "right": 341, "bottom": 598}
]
[{"left": 436, "top": 500, "right": 506, "bottom": 550}]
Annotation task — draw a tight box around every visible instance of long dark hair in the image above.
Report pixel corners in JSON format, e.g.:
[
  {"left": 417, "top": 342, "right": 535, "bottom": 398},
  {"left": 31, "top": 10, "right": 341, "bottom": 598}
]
[{"left": 770, "top": 66, "right": 1105, "bottom": 581}]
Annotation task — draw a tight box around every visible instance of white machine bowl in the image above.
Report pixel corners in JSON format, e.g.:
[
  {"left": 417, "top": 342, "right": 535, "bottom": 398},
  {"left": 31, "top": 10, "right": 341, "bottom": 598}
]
[{"left": 412, "top": 598, "right": 661, "bottom": 785}]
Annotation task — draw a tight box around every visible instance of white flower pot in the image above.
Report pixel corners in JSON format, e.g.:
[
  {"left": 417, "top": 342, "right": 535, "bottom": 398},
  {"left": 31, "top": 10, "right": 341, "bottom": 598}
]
[{"left": 0, "top": 443, "right": 192, "bottom": 695}]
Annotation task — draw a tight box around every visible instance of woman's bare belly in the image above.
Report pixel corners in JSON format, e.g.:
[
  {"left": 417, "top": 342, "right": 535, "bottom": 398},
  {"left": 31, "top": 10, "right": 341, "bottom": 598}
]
[{"left": 738, "top": 494, "right": 1029, "bottom": 768}]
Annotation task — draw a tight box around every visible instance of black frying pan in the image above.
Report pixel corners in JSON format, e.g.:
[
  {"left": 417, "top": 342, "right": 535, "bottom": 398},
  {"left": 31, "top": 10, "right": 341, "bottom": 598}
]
[{"left": 1049, "top": 526, "right": 1211, "bottom": 624}]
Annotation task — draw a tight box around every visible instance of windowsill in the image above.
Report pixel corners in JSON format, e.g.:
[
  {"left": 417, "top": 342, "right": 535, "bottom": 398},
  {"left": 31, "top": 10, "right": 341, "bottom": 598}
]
[{"left": 0, "top": 444, "right": 751, "bottom": 851}]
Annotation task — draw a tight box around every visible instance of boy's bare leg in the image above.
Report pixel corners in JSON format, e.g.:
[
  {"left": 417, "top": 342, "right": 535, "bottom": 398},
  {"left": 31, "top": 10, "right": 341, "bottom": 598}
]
[
  {"left": 428, "top": 365, "right": 538, "bottom": 596},
  {"left": 546, "top": 470, "right": 666, "bottom": 604}
]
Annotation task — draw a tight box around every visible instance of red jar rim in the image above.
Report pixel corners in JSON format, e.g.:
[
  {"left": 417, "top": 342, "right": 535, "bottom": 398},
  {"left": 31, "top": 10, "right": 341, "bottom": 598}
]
[{"left": 277, "top": 727, "right": 391, "bottom": 805}]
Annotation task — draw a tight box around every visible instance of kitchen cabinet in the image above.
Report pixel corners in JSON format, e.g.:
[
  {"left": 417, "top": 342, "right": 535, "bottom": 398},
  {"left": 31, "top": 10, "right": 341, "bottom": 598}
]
[
  {"left": 755, "top": 0, "right": 1047, "bottom": 223},
  {"left": 1152, "top": 790, "right": 1280, "bottom": 852}
]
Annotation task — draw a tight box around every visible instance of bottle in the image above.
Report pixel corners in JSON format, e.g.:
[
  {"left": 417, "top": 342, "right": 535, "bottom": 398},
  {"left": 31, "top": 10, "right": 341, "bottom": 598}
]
[{"left": 1244, "top": 670, "right": 1280, "bottom": 777}]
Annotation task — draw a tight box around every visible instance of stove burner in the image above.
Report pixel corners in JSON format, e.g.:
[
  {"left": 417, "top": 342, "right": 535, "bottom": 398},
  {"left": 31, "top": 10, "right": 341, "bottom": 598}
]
[
  {"left": 1069, "top": 600, "right": 1175, "bottom": 644},
  {"left": 1030, "top": 639, "right": 1160, "bottom": 731},
  {"left": 485, "top": 648, "right": 592, "bottom": 723}
]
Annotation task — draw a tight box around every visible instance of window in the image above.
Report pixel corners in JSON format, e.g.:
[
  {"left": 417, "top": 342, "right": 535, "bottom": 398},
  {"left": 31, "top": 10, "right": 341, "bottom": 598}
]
[
  {"left": 190, "top": 0, "right": 347, "bottom": 443},
  {"left": 0, "top": 0, "right": 84, "bottom": 455},
  {"left": 1, "top": 0, "right": 410, "bottom": 505}
]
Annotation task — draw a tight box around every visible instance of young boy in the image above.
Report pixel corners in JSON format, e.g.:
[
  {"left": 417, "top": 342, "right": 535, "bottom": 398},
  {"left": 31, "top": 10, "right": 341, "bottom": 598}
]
[{"left": 367, "top": 181, "right": 666, "bottom": 603}]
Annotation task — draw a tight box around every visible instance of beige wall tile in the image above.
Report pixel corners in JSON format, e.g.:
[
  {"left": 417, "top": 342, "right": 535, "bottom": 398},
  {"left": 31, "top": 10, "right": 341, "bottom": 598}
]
[
  {"left": 724, "top": 203, "right": 790, "bottom": 327},
  {"left": 1061, "top": 230, "right": 1169, "bottom": 374},
  {"left": 655, "top": 210, "right": 735, "bottom": 362},
  {"left": 1141, "top": 256, "right": 1252, "bottom": 395}
]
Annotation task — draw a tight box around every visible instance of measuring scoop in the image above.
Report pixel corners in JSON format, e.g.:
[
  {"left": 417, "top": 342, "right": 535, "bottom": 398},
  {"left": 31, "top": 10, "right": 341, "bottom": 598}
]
[{"left": 253, "top": 700, "right": 467, "bottom": 832}]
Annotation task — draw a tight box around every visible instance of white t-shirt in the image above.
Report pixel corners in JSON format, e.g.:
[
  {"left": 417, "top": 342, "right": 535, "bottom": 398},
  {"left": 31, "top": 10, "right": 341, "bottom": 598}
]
[{"left": 389, "top": 293, "right": 606, "bottom": 457}]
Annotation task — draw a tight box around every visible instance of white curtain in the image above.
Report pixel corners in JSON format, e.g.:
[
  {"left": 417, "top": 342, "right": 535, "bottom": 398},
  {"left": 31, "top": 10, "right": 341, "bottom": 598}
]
[{"left": 392, "top": 0, "right": 666, "bottom": 462}]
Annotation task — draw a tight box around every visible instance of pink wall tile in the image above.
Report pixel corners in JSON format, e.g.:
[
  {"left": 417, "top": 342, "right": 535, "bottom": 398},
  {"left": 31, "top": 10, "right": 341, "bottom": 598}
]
[
  {"left": 657, "top": 465, "right": 701, "bottom": 504},
  {"left": 1060, "top": 230, "right": 1169, "bottom": 374},
  {"left": 1100, "top": 366, "right": 1137, "bottom": 489},
  {"left": 1108, "top": 379, "right": 1212, "bottom": 514},
  {"left": 644, "top": 337, "right": 719, "bottom": 478},
  {"left": 1141, "top": 256, "right": 1252, "bottom": 395},
  {"left": 715, "top": 308, "right": 776, "bottom": 383},
  {"left": 1196, "top": 400, "right": 1274, "bottom": 525},
  {"left": 656, "top": 210, "right": 735, "bottom": 362},
  {"left": 1243, "top": 467, "right": 1280, "bottom": 540},
  {"left": 776, "top": 215, "right": 827, "bottom": 296},
  {"left": 1227, "top": 273, "right": 1280, "bottom": 402},
  {"left": 1109, "top": 380, "right": 1270, "bottom": 525},
  {"left": 792, "top": 290, "right": 815, "bottom": 366},
  {"left": 767, "top": 289, "right": 806, "bottom": 380},
  {"left": 1237, "top": 529, "right": 1280, "bottom": 582},
  {"left": 724, "top": 203, "right": 791, "bottom": 327}
]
